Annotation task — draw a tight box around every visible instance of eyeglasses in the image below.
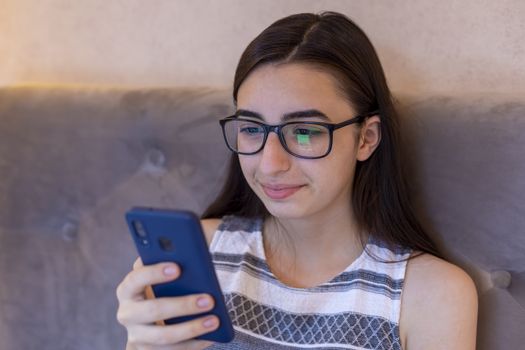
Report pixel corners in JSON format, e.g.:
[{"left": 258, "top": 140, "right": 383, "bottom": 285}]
[{"left": 219, "top": 111, "right": 378, "bottom": 159}]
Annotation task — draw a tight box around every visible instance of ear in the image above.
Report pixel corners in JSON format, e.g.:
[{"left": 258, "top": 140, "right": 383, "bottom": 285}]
[{"left": 356, "top": 115, "right": 381, "bottom": 161}]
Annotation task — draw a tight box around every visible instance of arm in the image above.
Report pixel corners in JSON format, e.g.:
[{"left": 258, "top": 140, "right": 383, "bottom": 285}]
[
  {"left": 201, "top": 218, "right": 221, "bottom": 246},
  {"left": 400, "top": 254, "right": 478, "bottom": 350}
]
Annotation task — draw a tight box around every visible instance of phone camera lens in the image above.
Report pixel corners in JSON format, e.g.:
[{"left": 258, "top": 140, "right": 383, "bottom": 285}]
[{"left": 132, "top": 220, "right": 149, "bottom": 244}]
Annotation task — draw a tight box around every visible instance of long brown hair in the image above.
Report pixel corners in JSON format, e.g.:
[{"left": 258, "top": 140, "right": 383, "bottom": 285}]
[{"left": 202, "top": 11, "right": 442, "bottom": 259}]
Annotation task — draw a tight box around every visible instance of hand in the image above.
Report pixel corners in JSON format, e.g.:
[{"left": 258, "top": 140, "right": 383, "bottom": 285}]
[{"left": 116, "top": 257, "right": 219, "bottom": 349}]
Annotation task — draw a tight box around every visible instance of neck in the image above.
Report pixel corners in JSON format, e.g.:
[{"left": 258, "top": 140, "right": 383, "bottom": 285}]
[{"left": 263, "top": 203, "right": 364, "bottom": 272}]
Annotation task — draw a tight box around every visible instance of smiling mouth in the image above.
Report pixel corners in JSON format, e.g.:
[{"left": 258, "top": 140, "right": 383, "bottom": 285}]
[{"left": 260, "top": 184, "right": 305, "bottom": 200}]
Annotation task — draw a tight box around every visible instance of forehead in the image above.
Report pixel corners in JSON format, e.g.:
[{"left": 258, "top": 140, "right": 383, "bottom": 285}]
[{"left": 236, "top": 63, "right": 355, "bottom": 122}]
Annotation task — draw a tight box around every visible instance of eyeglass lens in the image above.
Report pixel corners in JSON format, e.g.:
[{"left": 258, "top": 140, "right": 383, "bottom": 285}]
[{"left": 223, "top": 119, "right": 330, "bottom": 157}]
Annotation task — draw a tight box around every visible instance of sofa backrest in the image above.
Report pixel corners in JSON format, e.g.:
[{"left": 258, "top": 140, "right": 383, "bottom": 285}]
[{"left": 0, "top": 86, "right": 523, "bottom": 349}]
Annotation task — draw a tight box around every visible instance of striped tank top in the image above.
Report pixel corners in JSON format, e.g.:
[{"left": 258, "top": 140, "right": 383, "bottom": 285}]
[{"left": 208, "top": 215, "right": 412, "bottom": 350}]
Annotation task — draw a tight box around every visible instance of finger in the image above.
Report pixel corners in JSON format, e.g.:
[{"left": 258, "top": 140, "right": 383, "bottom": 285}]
[
  {"left": 116, "top": 262, "right": 180, "bottom": 301},
  {"left": 133, "top": 257, "right": 143, "bottom": 270},
  {"left": 128, "top": 315, "right": 220, "bottom": 346},
  {"left": 119, "top": 294, "right": 215, "bottom": 324}
]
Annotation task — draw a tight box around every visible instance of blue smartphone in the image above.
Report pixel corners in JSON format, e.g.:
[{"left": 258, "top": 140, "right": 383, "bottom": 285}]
[{"left": 125, "top": 207, "right": 234, "bottom": 343}]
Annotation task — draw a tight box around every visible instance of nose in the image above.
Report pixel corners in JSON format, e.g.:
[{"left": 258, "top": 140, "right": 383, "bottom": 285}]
[{"left": 258, "top": 132, "right": 291, "bottom": 175}]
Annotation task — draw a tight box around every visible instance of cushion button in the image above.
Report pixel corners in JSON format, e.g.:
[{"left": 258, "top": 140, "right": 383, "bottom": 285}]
[
  {"left": 146, "top": 148, "right": 166, "bottom": 168},
  {"left": 61, "top": 221, "right": 79, "bottom": 241},
  {"left": 490, "top": 270, "right": 512, "bottom": 289}
]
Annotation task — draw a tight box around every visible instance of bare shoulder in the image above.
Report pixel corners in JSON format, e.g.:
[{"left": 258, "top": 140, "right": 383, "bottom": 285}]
[
  {"left": 400, "top": 253, "right": 478, "bottom": 350},
  {"left": 200, "top": 218, "right": 222, "bottom": 246}
]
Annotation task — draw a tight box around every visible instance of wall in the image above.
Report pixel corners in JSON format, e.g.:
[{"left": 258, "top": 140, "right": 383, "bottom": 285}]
[{"left": 1, "top": 0, "right": 524, "bottom": 95}]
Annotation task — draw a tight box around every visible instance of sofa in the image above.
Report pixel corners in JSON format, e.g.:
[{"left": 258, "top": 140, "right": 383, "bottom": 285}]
[{"left": 0, "top": 86, "right": 523, "bottom": 349}]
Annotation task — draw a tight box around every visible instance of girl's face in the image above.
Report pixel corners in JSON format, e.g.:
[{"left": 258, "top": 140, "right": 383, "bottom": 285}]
[{"left": 236, "top": 63, "right": 378, "bottom": 220}]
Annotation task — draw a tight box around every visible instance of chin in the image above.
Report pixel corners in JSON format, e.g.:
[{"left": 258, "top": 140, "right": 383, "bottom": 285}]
[
  {"left": 261, "top": 200, "right": 312, "bottom": 220},
  {"left": 250, "top": 181, "right": 316, "bottom": 219}
]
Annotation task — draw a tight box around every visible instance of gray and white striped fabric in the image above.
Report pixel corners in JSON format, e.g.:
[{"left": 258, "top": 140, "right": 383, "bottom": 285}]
[{"left": 208, "top": 215, "right": 411, "bottom": 350}]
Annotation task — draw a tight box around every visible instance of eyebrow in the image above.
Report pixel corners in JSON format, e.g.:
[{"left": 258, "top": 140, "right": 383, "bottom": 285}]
[{"left": 234, "top": 108, "right": 330, "bottom": 121}]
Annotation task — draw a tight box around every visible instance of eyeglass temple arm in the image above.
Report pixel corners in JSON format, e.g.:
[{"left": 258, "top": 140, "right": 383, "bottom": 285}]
[{"left": 333, "top": 110, "right": 379, "bottom": 129}]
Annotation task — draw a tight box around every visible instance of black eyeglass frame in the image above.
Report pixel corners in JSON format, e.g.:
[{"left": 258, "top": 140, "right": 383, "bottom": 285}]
[{"left": 219, "top": 110, "right": 379, "bottom": 159}]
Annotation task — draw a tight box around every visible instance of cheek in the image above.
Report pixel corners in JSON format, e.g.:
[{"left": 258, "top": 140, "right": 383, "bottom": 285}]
[
  {"left": 319, "top": 139, "right": 358, "bottom": 186},
  {"left": 308, "top": 161, "right": 355, "bottom": 207},
  {"left": 314, "top": 159, "right": 353, "bottom": 187},
  {"left": 238, "top": 156, "right": 257, "bottom": 183}
]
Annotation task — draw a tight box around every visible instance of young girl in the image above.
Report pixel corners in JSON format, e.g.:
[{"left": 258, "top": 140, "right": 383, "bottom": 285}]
[{"left": 116, "top": 11, "right": 478, "bottom": 350}]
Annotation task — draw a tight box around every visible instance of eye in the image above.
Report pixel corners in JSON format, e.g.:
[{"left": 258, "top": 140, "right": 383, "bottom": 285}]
[
  {"left": 292, "top": 126, "right": 325, "bottom": 136},
  {"left": 239, "top": 124, "right": 264, "bottom": 135}
]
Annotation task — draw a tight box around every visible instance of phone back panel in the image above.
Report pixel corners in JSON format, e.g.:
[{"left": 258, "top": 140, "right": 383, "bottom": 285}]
[{"left": 125, "top": 207, "right": 234, "bottom": 343}]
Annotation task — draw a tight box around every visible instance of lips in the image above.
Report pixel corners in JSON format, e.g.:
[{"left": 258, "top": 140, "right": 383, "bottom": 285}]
[{"left": 260, "top": 183, "right": 305, "bottom": 200}]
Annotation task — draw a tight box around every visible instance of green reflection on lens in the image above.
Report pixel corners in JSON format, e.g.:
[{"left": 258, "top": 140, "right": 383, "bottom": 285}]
[{"left": 297, "top": 134, "right": 310, "bottom": 145}]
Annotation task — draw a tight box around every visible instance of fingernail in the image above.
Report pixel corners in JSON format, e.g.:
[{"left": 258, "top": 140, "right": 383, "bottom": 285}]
[
  {"left": 203, "top": 316, "right": 218, "bottom": 328},
  {"left": 197, "top": 296, "right": 211, "bottom": 309},
  {"left": 163, "top": 265, "right": 178, "bottom": 276}
]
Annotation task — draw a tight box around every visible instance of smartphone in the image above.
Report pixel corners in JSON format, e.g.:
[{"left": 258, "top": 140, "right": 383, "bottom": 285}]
[{"left": 125, "top": 207, "right": 234, "bottom": 343}]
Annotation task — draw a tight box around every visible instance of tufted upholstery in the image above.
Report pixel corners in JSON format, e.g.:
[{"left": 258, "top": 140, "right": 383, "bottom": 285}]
[{"left": 0, "top": 86, "right": 523, "bottom": 349}]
